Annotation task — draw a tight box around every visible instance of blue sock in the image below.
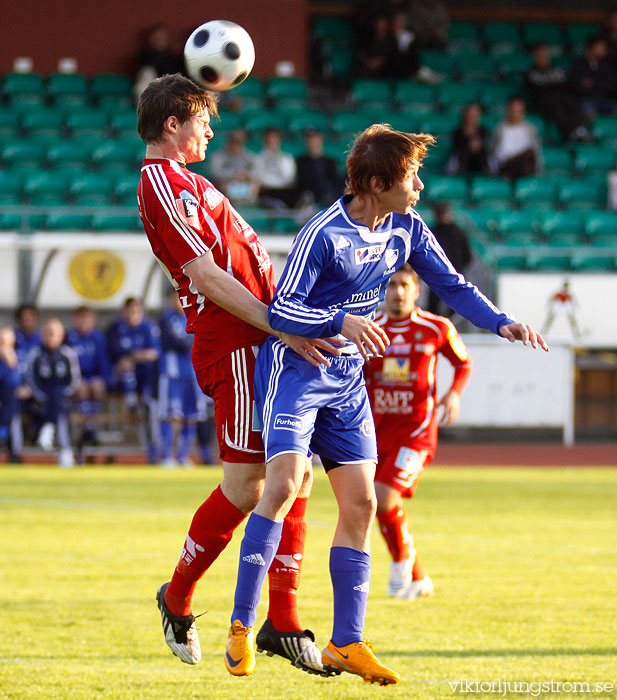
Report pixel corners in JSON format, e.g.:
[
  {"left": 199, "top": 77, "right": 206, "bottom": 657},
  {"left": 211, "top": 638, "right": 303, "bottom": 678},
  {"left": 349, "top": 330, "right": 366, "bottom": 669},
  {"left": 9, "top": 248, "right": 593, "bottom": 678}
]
[
  {"left": 330, "top": 546, "right": 371, "bottom": 647},
  {"left": 232, "top": 513, "right": 283, "bottom": 627},
  {"left": 177, "top": 424, "right": 196, "bottom": 463},
  {"left": 159, "top": 422, "right": 173, "bottom": 461}
]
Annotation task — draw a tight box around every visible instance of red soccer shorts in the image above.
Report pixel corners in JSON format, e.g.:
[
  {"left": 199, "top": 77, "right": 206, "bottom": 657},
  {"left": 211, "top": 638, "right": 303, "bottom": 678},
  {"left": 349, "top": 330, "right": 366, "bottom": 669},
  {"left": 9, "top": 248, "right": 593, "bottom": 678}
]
[
  {"left": 375, "top": 442, "right": 433, "bottom": 499},
  {"left": 195, "top": 344, "right": 265, "bottom": 464}
]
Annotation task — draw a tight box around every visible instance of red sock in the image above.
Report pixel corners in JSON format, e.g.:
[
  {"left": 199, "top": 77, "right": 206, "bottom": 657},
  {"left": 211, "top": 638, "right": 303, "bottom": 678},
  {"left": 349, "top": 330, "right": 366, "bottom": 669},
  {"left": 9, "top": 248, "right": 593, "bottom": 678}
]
[
  {"left": 165, "top": 485, "right": 246, "bottom": 617},
  {"left": 267, "top": 496, "right": 307, "bottom": 633},
  {"left": 377, "top": 505, "right": 411, "bottom": 562}
]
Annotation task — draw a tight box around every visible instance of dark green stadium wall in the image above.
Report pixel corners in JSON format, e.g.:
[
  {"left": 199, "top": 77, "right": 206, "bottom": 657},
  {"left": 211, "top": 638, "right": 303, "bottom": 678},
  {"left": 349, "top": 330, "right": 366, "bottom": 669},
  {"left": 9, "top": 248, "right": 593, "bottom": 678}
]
[{"left": 0, "top": 0, "right": 308, "bottom": 77}]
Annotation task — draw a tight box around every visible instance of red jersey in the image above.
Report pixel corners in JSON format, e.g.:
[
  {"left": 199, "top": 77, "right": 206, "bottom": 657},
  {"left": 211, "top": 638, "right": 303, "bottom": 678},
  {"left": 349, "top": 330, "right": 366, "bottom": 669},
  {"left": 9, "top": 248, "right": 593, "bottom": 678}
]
[
  {"left": 364, "top": 307, "right": 472, "bottom": 455},
  {"left": 137, "top": 158, "right": 275, "bottom": 368}
]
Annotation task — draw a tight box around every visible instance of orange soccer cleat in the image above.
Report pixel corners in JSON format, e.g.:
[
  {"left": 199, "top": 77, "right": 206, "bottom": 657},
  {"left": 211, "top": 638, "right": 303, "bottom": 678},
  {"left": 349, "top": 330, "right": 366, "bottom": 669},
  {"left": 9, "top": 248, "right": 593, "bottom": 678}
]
[
  {"left": 225, "top": 620, "right": 255, "bottom": 676},
  {"left": 322, "top": 639, "right": 400, "bottom": 686}
]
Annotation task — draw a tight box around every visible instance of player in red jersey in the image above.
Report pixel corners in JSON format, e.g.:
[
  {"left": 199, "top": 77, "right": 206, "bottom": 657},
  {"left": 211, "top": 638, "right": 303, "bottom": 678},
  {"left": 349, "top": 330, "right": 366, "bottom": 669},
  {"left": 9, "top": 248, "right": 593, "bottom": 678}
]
[
  {"left": 136, "top": 74, "right": 339, "bottom": 675},
  {"left": 364, "top": 264, "right": 472, "bottom": 599}
]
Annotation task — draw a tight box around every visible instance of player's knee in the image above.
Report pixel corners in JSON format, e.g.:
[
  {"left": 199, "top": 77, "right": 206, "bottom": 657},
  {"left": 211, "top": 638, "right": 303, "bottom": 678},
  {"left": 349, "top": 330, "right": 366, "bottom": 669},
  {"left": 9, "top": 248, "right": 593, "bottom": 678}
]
[
  {"left": 263, "top": 475, "right": 300, "bottom": 512},
  {"left": 341, "top": 493, "right": 377, "bottom": 529}
]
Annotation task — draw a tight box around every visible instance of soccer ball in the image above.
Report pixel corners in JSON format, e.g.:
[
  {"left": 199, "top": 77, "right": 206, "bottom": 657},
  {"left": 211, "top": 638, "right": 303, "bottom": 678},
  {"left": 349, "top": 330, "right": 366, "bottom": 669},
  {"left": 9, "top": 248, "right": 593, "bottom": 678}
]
[{"left": 184, "top": 20, "right": 255, "bottom": 91}]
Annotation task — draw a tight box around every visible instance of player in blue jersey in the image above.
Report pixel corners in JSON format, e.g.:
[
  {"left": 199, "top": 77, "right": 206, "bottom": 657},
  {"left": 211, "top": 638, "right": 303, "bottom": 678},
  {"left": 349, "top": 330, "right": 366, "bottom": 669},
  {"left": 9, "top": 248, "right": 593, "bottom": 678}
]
[
  {"left": 225, "top": 124, "right": 549, "bottom": 684},
  {"left": 66, "top": 306, "right": 110, "bottom": 450},
  {"left": 107, "top": 297, "right": 160, "bottom": 462},
  {"left": 158, "top": 290, "right": 208, "bottom": 467},
  {"left": 0, "top": 327, "right": 23, "bottom": 462}
]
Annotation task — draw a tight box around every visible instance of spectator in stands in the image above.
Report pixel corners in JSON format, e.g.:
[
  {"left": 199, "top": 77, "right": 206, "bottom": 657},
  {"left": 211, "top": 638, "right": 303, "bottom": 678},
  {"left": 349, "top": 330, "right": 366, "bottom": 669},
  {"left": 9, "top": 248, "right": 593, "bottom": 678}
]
[
  {"left": 295, "top": 128, "right": 343, "bottom": 208},
  {"left": 107, "top": 297, "right": 160, "bottom": 463},
  {"left": 446, "top": 103, "right": 491, "bottom": 175},
  {"left": 426, "top": 202, "right": 472, "bottom": 317},
  {"left": 599, "top": 9, "right": 617, "bottom": 71},
  {"left": 27, "top": 318, "right": 80, "bottom": 468},
  {"left": 525, "top": 43, "right": 591, "bottom": 142},
  {"left": 407, "top": 0, "right": 450, "bottom": 51},
  {"left": 207, "top": 129, "right": 259, "bottom": 205},
  {"left": 158, "top": 290, "right": 208, "bottom": 468},
  {"left": 0, "top": 327, "right": 23, "bottom": 462},
  {"left": 66, "top": 306, "right": 110, "bottom": 449},
  {"left": 134, "top": 23, "right": 183, "bottom": 101},
  {"left": 254, "top": 127, "right": 298, "bottom": 209},
  {"left": 357, "top": 13, "right": 400, "bottom": 79},
  {"left": 490, "top": 96, "right": 542, "bottom": 181},
  {"left": 14, "top": 304, "right": 41, "bottom": 357},
  {"left": 569, "top": 36, "right": 617, "bottom": 119}
]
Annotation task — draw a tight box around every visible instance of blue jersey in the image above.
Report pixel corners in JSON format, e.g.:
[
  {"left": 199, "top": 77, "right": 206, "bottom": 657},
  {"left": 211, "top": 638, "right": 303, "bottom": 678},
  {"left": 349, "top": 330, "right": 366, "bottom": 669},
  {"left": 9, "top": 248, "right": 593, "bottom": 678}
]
[
  {"left": 269, "top": 196, "right": 514, "bottom": 349},
  {"left": 14, "top": 328, "right": 41, "bottom": 356},
  {"left": 0, "top": 358, "right": 22, "bottom": 429},
  {"left": 107, "top": 318, "right": 160, "bottom": 363},
  {"left": 26, "top": 344, "right": 81, "bottom": 402},
  {"left": 65, "top": 327, "right": 110, "bottom": 381},
  {"left": 158, "top": 310, "right": 194, "bottom": 380}
]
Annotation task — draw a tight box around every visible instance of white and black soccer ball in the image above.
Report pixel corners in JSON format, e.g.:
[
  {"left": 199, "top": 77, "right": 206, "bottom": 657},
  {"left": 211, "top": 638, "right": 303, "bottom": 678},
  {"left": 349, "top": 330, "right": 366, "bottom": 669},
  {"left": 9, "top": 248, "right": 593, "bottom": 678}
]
[{"left": 184, "top": 20, "right": 255, "bottom": 91}]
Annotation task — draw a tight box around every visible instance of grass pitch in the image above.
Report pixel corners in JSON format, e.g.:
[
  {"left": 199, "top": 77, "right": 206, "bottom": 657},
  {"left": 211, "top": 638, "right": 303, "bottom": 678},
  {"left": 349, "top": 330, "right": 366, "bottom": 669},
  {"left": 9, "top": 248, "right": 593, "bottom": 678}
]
[{"left": 1, "top": 465, "right": 616, "bottom": 700}]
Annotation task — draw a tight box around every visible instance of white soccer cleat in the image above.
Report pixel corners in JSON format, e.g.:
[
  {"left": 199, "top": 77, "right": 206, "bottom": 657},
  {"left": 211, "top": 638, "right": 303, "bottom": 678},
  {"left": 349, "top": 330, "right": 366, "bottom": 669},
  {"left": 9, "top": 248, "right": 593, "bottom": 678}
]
[
  {"left": 156, "top": 583, "right": 201, "bottom": 664},
  {"left": 37, "top": 422, "right": 55, "bottom": 452},
  {"left": 387, "top": 558, "right": 413, "bottom": 597},
  {"left": 58, "top": 448, "right": 75, "bottom": 468},
  {"left": 160, "top": 458, "right": 178, "bottom": 469},
  {"left": 398, "top": 575, "right": 434, "bottom": 600}
]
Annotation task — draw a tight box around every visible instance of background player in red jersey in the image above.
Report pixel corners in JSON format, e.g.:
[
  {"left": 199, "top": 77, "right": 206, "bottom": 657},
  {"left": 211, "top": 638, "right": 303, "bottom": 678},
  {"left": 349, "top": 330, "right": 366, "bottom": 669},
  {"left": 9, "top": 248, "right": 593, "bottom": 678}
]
[
  {"left": 365, "top": 264, "right": 472, "bottom": 599},
  {"left": 136, "top": 74, "right": 338, "bottom": 675}
]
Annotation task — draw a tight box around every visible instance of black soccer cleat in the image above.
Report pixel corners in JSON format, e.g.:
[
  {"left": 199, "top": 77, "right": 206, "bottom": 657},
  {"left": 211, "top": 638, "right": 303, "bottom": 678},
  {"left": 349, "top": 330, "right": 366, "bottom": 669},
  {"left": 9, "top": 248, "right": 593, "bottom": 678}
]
[
  {"left": 255, "top": 618, "right": 341, "bottom": 677},
  {"left": 156, "top": 582, "right": 201, "bottom": 664}
]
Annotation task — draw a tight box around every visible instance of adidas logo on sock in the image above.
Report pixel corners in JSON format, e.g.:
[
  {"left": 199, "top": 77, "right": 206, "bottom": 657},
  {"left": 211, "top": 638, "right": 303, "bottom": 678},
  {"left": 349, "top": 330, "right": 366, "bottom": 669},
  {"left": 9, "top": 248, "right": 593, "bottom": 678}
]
[
  {"left": 243, "top": 553, "right": 267, "bottom": 566},
  {"left": 353, "top": 582, "right": 370, "bottom": 593}
]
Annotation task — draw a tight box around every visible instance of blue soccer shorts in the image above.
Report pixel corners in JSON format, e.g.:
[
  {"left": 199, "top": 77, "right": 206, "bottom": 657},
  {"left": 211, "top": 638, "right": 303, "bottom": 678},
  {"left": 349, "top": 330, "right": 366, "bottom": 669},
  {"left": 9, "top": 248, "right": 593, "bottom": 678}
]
[
  {"left": 254, "top": 337, "right": 377, "bottom": 465},
  {"left": 159, "top": 373, "right": 208, "bottom": 421}
]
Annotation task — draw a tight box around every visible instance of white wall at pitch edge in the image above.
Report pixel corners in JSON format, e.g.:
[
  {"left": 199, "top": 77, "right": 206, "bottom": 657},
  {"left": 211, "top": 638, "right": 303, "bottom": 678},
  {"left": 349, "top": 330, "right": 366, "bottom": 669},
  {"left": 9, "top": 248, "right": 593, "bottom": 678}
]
[
  {"left": 437, "top": 336, "right": 574, "bottom": 444},
  {"left": 498, "top": 273, "right": 617, "bottom": 349}
]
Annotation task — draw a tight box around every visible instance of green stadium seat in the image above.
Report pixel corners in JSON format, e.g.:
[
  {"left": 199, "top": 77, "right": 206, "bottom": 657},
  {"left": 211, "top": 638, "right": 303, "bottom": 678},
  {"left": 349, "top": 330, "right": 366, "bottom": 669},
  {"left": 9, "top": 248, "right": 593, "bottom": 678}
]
[
  {"left": 0, "top": 139, "right": 46, "bottom": 166},
  {"left": 47, "top": 73, "right": 89, "bottom": 101},
  {"left": 455, "top": 55, "right": 498, "bottom": 81},
  {"left": 69, "top": 172, "right": 114, "bottom": 204},
  {"left": 66, "top": 110, "right": 108, "bottom": 136},
  {"left": 591, "top": 116, "right": 617, "bottom": 143},
  {"left": 43, "top": 213, "right": 92, "bottom": 230},
  {"left": 114, "top": 171, "right": 140, "bottom": 204},
  {"left": 312, "top": 15, "right": 352, "bottom": 41},
  {"left": 232, "top": 76, "right": 264, "bottom": 99},
  {"left": 498, "top": 53, "right": 533, "bottom": 79},
  {"left": 573, "top": 144, "right": 617, "bottom": 174},
  {"left": 498, "top": 231, "right": 537, "bottom": 246},
  {"left": 91, "top": 73, "right": 132, "bottom": 100},
  {"left": 591, "top": 231, "right": 617, "bottom": 246},
  {"left": 420, "top": 51, "right": 453, "bottom": 76},
  {"left": 351, "top": 80, "right": 392, "bottom": 108},
  {"left": 565, "top": 24, "right": 602, "bottom": 50},
  {"left": 437, "top": 82, "right": 482, "bottom": 109},
  {"left": 543, "top": 146, "right": 573, "bottom": 175},
  {"left": 280, "top": 138, "right": 304, "bottom": 158},
  {"left": 482, "top": 22, "right": 522, "bottom": 46},
  {"left": 450, "top": 21, "right": 481, "bottom": 44},
  {"left": 267, "top": 77, "right": 308, "bottom": 100},
  {"left": 514, "top": 176, "right": 558, "bottom": 207},
  {"left": 272, "top": 97, "right": 309, "bottom": 115},
  {"left": 541, "top": 210, "right": 585, "bottom": 237},
  {"left": 331, "top": 110, "right": 378, "bottom": 136},
  {"left": 464, "top": 206, "right": 504, "bottom": 234},
  {"left": 0, "top": 213, "right": 24, "bottom": 230},
  {"left": 323, "top": 138, "right": 351, "bottom": 171},
  {"left": 496, "top": 209, "right": 544, "bottom": 237},
  {"left": 110, "top": 110, "right": 138, "bottom": 136},
  {"left": 2, "top": 72, "right": 45, "bottom": 98},
  {"left": 322, "top": 43, "right": 354, "bottom": 79},
  {"left": 470, "top": 176, "right": 512, "bottom": 205},
  {"left": 558, "top": 180, "right": 605, "bottom": 208},
  {"left": 415, "top": 206, "right": 435, "bottom": 227},
  {"left": 424, "top": 175, "right": 468, "bottom": 204},
  {"left": 243, "top": 109, "right": 287, "bottom": 133},
  {"left": 494, "top": 251, "right": 529, "bottom": 270},
  {"left": 419, "top": 112, "right": 460, "bottom": 137},
  {"left": 528, "top": 254, "right": 572, "bottom": 271},
  {"left": 545, "top": 231, "right": 581, "bottom": 246},
  {"left": 0, "top": 171, "right": 23, "bottom": 204},
  {"left": 572, "top": 253, "right": 616, "bottom": 271},
  {"left": 235, "top": 207, "right": 273, "bottom": 232},
  {"left": 91, "top": 213, "right": 141, "bottom": 231},
  {"left": 393, "top": 81, "right": 436, "bottom": 107},
  {"left": 0, "top": 107, "right": 21, "bottom": 135},
  {"left": 480, "top": 84, "right": 518, "bottom": 110},
  {"left": 91, "top": 139, "right": 140, "bottom": 169},
  {"left": 46, "top": 138, "right": 94, "bottom": 169},
  {"left": 22, "top": 108, "right": 65, "bottom": 135},
  {"left": 288, "top": 110, "right": 330, "bottom": 134},
  {"left": 23, "top": 171, "right": 68, "bottom": 203},
  {"left": 422, "top": 136, "right": 451, "bottom": 172},
  {"left": 523, "top": 23, "right": 564, "bottom": 47},
  {"left": 583, "top": 210, "right": 617, "bottom": 239}
]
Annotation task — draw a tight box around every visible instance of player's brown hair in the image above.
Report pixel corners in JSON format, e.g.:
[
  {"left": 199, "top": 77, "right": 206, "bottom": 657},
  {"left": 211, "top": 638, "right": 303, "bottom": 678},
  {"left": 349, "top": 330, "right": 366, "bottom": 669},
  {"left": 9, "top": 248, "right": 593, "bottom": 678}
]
[
  {"left": 345, "top": 124, "right": 435, "bottom": 195},
  {"left": 392, "top": 262, "right": 420, "bottom": 286},
  {"left": 137, "top": 73, "right": 219, "bottom": 144}
]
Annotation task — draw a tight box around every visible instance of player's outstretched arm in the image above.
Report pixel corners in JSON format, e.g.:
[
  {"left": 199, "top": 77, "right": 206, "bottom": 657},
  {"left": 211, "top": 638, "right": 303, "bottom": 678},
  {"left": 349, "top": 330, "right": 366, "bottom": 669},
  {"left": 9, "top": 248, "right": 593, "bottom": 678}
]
[
  {"left": 340, "top": 314, "right": 390, "bottom": 362},
  {"left": 499, "top": 322, "right": 550, "bottom": 351}
]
